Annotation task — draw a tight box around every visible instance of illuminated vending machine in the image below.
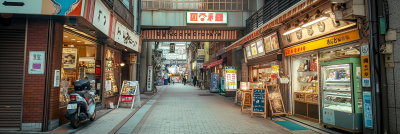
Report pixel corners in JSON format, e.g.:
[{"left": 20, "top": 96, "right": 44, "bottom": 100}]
[{"left": 223, "top": 66, "right": 237, "bottom": 97}]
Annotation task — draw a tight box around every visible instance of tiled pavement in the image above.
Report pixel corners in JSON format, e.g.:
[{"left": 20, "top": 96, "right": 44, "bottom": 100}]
[{"left": 127, "top": 84, "right": 293, "bottom": 134}]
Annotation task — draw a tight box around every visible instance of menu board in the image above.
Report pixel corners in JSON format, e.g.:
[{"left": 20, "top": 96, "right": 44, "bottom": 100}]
[
  {"left": 266, "top": 85, "right": 286, "bottom": 115},
  {"left": 246, "top": 46, "right": 251, "bottom": 57},
  {"left": 263, "top": 33, "right": 280, "bottom": 52},
  {"left": 251, "top": 43, "right": 257, "bottom": 55},
  {"left": 256, "top": 40, "right": 264, "bottom": 53},
  {"left": 252, "top": 89, "right": 265, "bottom": 112}
]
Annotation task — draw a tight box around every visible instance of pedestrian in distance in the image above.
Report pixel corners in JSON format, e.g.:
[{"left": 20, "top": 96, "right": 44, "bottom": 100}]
[
  {"left": 183, "top": 76, "right": 186, "bottom": 85},
  {"left": 193, "top": 76, "right": 197, "bottom": 86},
  {"left": 168, "top": 76, "right": 170, "bottom": 85}
]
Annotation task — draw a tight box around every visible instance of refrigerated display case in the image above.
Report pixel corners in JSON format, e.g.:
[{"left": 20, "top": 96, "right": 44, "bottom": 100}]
[{"left": 320, "top": 57, "right": 363, "bottom": 132}]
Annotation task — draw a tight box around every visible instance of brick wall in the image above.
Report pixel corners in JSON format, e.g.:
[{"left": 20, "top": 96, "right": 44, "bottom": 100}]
[
  {"left": 48, "top": 21, "right": 68, "bottom": 127},
  {"left": 23, "top": 19, "right": 48, "bottom": 123}
]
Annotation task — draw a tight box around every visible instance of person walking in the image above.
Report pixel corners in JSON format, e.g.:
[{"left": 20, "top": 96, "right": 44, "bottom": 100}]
[
  {"left": 193, "top": 76, "right": 197, "bottom": 86},
  {"left": 168, "top": 76, "right": 171, "bottom": 85},
  {"left": 183, "top": 76, "right": 186, "bottom": 85}
]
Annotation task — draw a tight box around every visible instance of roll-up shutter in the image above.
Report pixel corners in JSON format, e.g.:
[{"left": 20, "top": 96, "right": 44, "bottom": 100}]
[{"left": 0, "top": 29, "right": 26, "bottom": 130}]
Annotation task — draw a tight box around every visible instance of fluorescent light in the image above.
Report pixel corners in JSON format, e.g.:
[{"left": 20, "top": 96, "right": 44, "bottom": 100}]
[
  {"left": 64, "top": 36, "right": 68, "bottom": 38},
  {"left": 282, "top": 27, "right": 301, "bottom": 35},
  {"left": 64, "top": 25, "right": 67, "bottom": 27},
  {"left": 71, "top": 38, "right": 76, "bottom": 40},
  {"left": 301, "top": 16, "right": 328, "bottom": 27},
  {"left": 70, "top": 28, "right": 74, "bottom": 29},
  {"left": 77, "top": 41, "right": 81, "bottom": 42}
]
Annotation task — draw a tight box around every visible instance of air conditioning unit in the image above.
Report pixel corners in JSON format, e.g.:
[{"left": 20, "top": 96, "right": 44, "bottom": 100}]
[{"left": 342, "top": 0, "right": 365, "bottom": 20}]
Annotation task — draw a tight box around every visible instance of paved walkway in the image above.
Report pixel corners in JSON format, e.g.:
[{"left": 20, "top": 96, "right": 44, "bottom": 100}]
[{"left": 125, "top": 84, "right": 292, "bottom": 134}]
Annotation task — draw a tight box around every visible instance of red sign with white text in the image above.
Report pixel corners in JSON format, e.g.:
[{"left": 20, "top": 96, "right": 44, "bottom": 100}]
[{"left": 186, "top": 11, "right": 227, "bottom": 24}]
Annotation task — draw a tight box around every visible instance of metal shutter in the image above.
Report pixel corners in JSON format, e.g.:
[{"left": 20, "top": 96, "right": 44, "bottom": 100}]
[{"left": 0, "top": 29, "right": 26, "bottom": 130}]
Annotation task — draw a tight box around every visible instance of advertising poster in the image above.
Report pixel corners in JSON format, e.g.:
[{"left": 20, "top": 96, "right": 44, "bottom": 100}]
[
  {"left": 224, "top": 69, "right": 237, "bottom": 90},
  {"left": 264, "top": 36, "right": 272, "bottom": 51},
  {"left": 240, "top": 82, "right": 250, "bottom": 90},
  {"left": 105, "top": 80, "right": 112, "bottom": 91},
  {"left": 28, "top": 51, "right": 45, "bottom": 74},
  {"left": 62, "top": 48, "right": 77, "bottom": 69},
  {"left": 363, "top": 92, "right": 373, "bottom": 128},
  {"left": 246, "top": 46, "right": 251, "bottom": 57},
  {"left": 211, "top": 73, "right": 219, "bottom": 90},
  {"left": 251, "top": 43, "right": 257, "bottom": 56},
  {"left": 270, "top": 33, "right": 279, "bottom": 50},
  {"left": 256, "top": 40, "right": 264, "bottom": 53},
  {"left": 117, "top": 81, "right": 139, "bottom": 109}
]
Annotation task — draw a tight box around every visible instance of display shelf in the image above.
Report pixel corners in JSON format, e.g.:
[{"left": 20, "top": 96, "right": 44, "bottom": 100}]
[
  {"left": 324, "top": 100, "right": 351, "bottom": 106},
  {"left": 297, "top": 70, "right": 318, "bottom": 72},
  {"left": 326, "top": 80, "right": 351, "bottom": 83},
  {"left": 324, "top": 89, "right": 351, "bottom": 92}
]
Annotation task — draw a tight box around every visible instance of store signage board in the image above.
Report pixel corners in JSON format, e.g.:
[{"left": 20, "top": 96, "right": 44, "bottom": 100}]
[
  {"left": 169, "top": 43, "right": 175, "bottom": 53},
  {"left": 147, "top": 66, "right": 153, "bottom": 91},
  {"left": 284, "top": 29, "right": 360, "bottom": 56},
  {"left": 93, "top": 0, "right": 111, "bottom": 35},
  {"left": 142, "top": 30, "right": 237, "bottom": 40},
  {"left": 186, "top": 11, "right": 228, "bottom": 24},
  {"left": 363, "top": 91, "right": 373, "bottom": 129},
  {"left": 197, "top": 49, "right": 205, "bottom": 56},
  {"left": 54, "top": 70, "right": 60, "bottom": 87},
  {"left": 115, "top": 21, "right": 140, "bottom": 52},
  {"left": 117, "top": 81, "right": 139, "bottom": 109},
  {"left": 361, "top": 45, "right": 371, "bottom": 87},
  {"left": 205, "top": 42, "right": 209, "bottom": 62},
  {"left": 28, "top": 51, "right": 45, "bottom": 74},
  {"left": 0, "top": 0, "right": 84, "bottom": 16}
]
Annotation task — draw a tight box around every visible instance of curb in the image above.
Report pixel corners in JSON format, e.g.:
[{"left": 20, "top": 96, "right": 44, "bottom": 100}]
[
  {"left": 214, "top": 94, "right": 297, "bottom": 134},
  {"left": 107, "top": 86, "right": 167, "bottom": 134}
]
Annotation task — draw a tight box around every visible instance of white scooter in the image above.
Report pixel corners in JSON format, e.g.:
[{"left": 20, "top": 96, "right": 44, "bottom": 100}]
[{"left": 65, "top": 79, "right": 96, "bottom": 128}]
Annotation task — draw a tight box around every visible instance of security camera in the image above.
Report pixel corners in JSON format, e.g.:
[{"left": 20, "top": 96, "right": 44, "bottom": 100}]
[{"left": 90, "top": 31, "right": 96, "bottom": 34}]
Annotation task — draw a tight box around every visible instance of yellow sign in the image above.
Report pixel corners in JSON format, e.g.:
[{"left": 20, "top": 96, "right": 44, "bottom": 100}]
[
  {"left": 284, "top": 29, "right": 360, "bottom": 56},
  {"left": 361, "top": 56, "right": 370, "bottom": 78},
  {"left": 192, "top": 61, "right": 196, "bottom": 70},
  {"left": 226, "top": 70, "right": 236, "bottom": 73}
]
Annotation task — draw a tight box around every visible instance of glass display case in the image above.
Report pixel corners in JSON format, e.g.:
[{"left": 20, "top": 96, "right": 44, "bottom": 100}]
[{"left": 320, "top": 57, "right": 363, "bottom": 131}]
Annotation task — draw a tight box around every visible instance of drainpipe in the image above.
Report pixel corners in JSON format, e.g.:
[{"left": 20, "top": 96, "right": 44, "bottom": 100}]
[
  {"left": 367, "top": 0, "right": 381, "bottom": 133},
  {"left": 42, "top": 19, "right": 54, "bottom": 132}
]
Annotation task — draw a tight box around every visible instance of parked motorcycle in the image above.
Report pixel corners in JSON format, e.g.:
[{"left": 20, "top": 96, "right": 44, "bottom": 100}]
[{"left": 65, "top": 79, "right": 96, "bottom": 128}]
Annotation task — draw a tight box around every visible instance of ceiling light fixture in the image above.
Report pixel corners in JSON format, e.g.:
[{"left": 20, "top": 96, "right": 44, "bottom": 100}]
[
  {"left": 77, "top": 41, "right": 81, "bottom": 42},
  {"left": 64, "top": 36, "right": 68, "bottom": 38},
  {"left": 283, "top": 27, "right": 301, "bottom": 35},
  {"left": 301, "top": 16, "right": 329, "bottom": 28},
  {"left": 70, "top": 28, "right": 74, "bottom": 30},
  {"left": 71, "top": 38, "right": 76, "bottom": 40},
  {"left": 124, "top": 47, "right": 128, "bottom": 51},
  {"left": 120, "top": 62, "right": 125, "bottom": 67}
]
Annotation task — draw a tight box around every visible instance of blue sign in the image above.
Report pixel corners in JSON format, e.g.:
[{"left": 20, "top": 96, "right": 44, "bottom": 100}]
[
  {"left": 211, "top": 73, "right": 219, "bottom": 89},
  {"left": 252, "top": 89, "right": 265, "bottom": 112},
  {"left": 220, "top": 77, "right": 225, "bottom": 92},
  {"left": 363, "top": 92, "right": 373, "bottom": 129}
]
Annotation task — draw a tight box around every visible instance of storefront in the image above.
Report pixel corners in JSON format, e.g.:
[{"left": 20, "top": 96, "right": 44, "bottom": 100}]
[{"left": 279, "top": 2, "right": 363, "bottom": 132}]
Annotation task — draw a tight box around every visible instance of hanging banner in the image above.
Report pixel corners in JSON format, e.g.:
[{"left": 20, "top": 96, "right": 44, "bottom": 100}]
[
  {"left": 142, "top": 30, "right": 237, "bottom": 40},
  {"left": 147, "top": 66, "right": 153, "bottom": 91},
  {"left": 205, "top": 42, "right": 209, "bottom": 62},
  {"left": 28, "top": 51, "right": 46, "bottom": 74}
]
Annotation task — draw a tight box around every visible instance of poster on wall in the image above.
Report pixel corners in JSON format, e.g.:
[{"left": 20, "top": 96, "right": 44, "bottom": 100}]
[
  {"left": 62, "top": 48, "right": 77, "bottom": 69},
  {"left": 147, "top": 66, "right": 153, "bottom": 91},
  {"left": 105, "top": 79, "right": 112, "bottom": 91},
  {"left": 28, "top": 51, "right": 46, "bottom": 74}
]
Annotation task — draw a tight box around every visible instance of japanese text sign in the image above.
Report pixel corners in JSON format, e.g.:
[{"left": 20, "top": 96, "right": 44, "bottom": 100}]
[
  {"left": 28, "top": 51, "right": 45, "bottom": 74},
  {"left": 115, "top": 21, "right": 140, "bottom": 52},
  {"left": 361, "top": 45, "right": 371, "bottom": 87},
  {"left": 93, "top": 0, "right": 111, "bottom": 35},
  {"left": 187, "top": 11, "right": 228, "bottom": 24},
  {"left": 284, "top": 29, "right": 360, "bottom": 56}
]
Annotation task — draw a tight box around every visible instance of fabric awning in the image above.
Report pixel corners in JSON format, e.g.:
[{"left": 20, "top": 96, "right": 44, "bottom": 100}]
[{"left": 203, "top": 59, "right": 224, "bottom": 69}]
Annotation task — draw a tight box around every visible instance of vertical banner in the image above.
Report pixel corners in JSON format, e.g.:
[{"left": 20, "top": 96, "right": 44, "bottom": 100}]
[
  {"left": 28, "top": 51, "right": 45, "bottom": 74},
  {"left": 361, "top": 45, "right": 371, "bottom": 87},
  {"left": 95, "top": 60, "right": 101, "bottom": 78},
  {"left": 210, "top": 73, "right": 219, "bottom": 92},
  {"left": 363, "top": 91, "right": 373, "bottom": 128},
  {"left": 147, "top": 66, "right": 153, "bottom": 91},
  {"left": 205, "top": 42, "right": 209, "bottom": 62}
]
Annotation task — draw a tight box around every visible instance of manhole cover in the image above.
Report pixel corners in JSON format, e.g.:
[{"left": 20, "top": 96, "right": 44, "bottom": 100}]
[{"left": 198, "top": 94, "right": 214, "bottom": 96}]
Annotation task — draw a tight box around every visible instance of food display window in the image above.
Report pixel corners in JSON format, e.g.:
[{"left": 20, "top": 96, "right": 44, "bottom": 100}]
[
  {"left": 250, "top": 61, "right": 279, "bottom": 86},
  {"left": 292, "top": 54, "right": 319, "bottom": 103},
  {"left": 104, "top": 48, "right": 121, "bottom": 98}
]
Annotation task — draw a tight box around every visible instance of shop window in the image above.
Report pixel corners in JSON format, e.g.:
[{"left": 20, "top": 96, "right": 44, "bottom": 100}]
[
  {"left": 250, "top": 62, "right": 279, "bottom": 86},
  {"left": 291, "top": 54, "right": 319, "bottom": 104},
  {"left": 60, "top": 32, "right": 100, "bottom": 107},
  {"left": 104, "top": 48, "right": 121, "bottom": 98}
]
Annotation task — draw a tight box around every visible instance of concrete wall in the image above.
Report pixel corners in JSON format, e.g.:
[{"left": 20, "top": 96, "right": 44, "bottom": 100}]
[
  {"left": 387, "top": 0, "right": 400, "bottom": 133},
  {"left": 141, "top": 10, "right": 253, "bottom": 28}
]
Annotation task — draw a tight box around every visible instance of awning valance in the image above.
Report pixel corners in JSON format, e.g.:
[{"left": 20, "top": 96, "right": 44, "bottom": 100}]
[{"left": 203, "top": 59, "right": 224, "bottom": 69}]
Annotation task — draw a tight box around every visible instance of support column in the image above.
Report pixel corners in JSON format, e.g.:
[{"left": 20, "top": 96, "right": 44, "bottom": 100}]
[{"left": 139, "top": 41, "right": 148, "bottom": 93}]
